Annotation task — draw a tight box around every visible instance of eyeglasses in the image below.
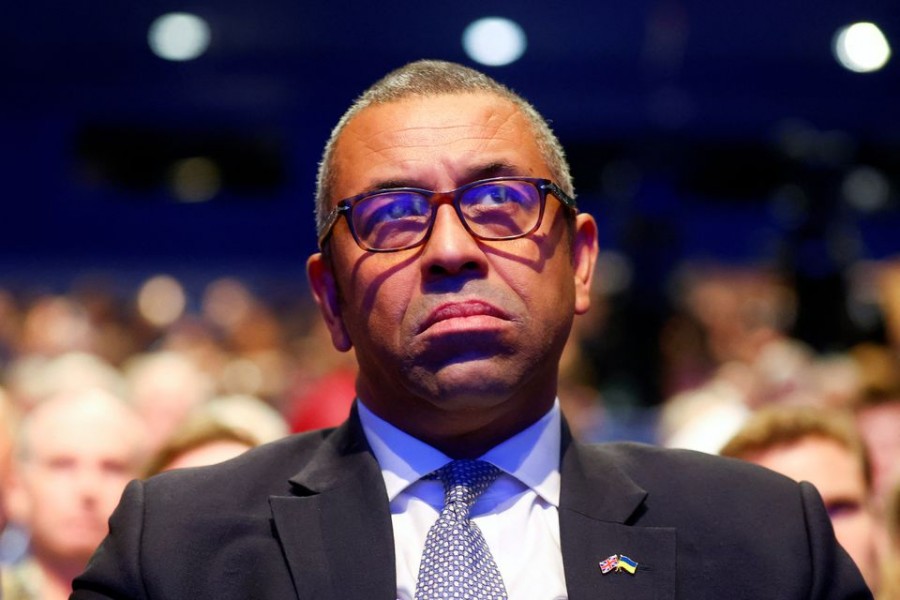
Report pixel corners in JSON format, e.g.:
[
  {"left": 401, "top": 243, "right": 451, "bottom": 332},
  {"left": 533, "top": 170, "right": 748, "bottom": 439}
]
[{"left": 317, "top": 176, "right": 577, "bottom": 252}]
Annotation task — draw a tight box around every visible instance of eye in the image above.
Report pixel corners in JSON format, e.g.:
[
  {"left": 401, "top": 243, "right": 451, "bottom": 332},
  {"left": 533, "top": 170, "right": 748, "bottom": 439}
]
[
  {"left": 101, "top": 459, "right": 131, "bottom": 475},
  {"left": 467, "top": 182, "right": 530, "bottom": 207},
  {"left": 352, "top": 191, "right": 433, "bottom": 248},
  {"left": 356, "top": 192, "right": 429, "bottom": 232},
  {"left": 361, "top": 192, "right": 428, "bottom": 220},
  {"left": 45, "top": 456, "right": 77, "bottom": 471},
  {"left": 825, "top": 499, "right": 862, "bottom": 520}
]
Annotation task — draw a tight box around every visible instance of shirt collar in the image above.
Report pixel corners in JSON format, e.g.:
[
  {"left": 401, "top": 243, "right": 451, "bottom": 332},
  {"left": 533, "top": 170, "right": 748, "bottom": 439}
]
[{"left": 357, "top": 399, "right": 562, "bottom": 507}]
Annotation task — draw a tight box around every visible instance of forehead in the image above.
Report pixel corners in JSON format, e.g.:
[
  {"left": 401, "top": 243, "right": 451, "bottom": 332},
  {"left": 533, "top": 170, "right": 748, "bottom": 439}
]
[
  {"left": 331, "top": 93, "right": 548, "bottom": 199},
  {"left": 753, "top": 437, "right": 865, "bottom": 493},
  {"left": 25, "top": 399, "right": 141, "bottom": 459}
]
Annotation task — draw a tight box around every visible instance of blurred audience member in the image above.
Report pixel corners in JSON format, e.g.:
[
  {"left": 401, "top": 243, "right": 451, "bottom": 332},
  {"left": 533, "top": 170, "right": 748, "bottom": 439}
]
[
  {"left": 123, "top": 351, "right": 213, "bottom": 453},
  {"left": 198, "top": 278, "right": 295, "bottom": 405},
  {"left": 850, "top": 343, "right": 900, "bottom": 510},
  {"left": 4, "top": 352, "right": 124, "bottom": 413},
  {"left": 0, "top": 388, "right": 26, "bottom": 565},
  {"left": 156, "top": 317, "right": 229, "bottom": 387},
  {"left": 143, "top": 419, "right": 259, "bottom": 477},
  {"left": 679, "top": 265, "right": 796, "bottom": 373},
  {"left": 880, "top": 480, "right": 900, "bottom": 600},
  {"left": 0, "top": 389, "right": 17, "bottom": 524},
  {"left": 856, "top": 391, "right": 900, "bottom": 510},
  {"left": 0, "top": 288, "right": 21, "bottom": 366},
  {"left": 878, "top": 259, "right": 900, "bottom": 351},
  {"left": 199, "top": 394, "right": 289, "bottom": 444},
  {"left": 142, "top": 393, "right": 287, "bottom": 477},
  {"left": 1, "top": 388, "right": 147, "bottom": 600},
  {"left": 721, "top": 405, "right": 880, "bottom": 593},
  {"left": 659, "top": 264, "right": 869, "bottom": 452},
  {"left": 659, "top": 369, "right": 754, "bottom": 452},
  {"left": 659, "top": 265, "right": 815, "bottom": 452},
  {"left": 17, "top": 296, "right": 94, "bottom": 358}
]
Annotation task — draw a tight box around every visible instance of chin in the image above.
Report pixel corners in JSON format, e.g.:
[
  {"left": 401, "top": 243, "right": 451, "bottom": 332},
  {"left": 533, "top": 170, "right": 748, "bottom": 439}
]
[
  {"left": 51, "top": 543, "right": 103, "bottom": 564},
  {"left": 411, "top": 361, "right": 530, "bottom": 407}
]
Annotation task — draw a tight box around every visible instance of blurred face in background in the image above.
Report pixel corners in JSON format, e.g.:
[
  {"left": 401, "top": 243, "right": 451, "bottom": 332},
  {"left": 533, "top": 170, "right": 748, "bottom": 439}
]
[
  {"left": 745, "top": 436, "right": 879, "bottom": 590},
  {"left": 856, "top": 400, "right": 900, "bottom": 506},
  {"left": 7, "top": 390, "right": 147, "bottom": 564},
  {"left": 159, "top": 440, "right": 253, "bottom": 472}
]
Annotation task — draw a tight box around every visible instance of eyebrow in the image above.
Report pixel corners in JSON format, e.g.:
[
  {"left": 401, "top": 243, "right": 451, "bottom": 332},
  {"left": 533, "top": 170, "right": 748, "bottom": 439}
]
[{"left": 365, "top": 161, "right": 521, "bottom": 193}]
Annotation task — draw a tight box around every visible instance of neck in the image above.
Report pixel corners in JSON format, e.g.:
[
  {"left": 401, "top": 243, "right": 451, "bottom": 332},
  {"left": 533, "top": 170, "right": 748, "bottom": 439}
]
[
  {"left": 360, "top": 390, "right": 556, "bottom": 459},
  {"left": 430, "top": 410, "right": 549, "bottom": 458}
]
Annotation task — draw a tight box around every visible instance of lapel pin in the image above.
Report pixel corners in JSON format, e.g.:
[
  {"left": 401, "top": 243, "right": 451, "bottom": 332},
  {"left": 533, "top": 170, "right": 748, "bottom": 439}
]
[
  {"left": 599, "top": 553, "right": 639, "bottom": 575},
  {"left": 617, "top": 555, "right": 638, "bottom": 575},
  {"left": 599, "top": 554, "right": 619, "bottom": 574}
]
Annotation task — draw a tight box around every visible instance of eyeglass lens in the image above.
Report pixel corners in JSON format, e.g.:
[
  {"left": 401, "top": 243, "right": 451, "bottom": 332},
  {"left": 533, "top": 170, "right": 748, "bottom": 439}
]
[{"left": 352, "top": 179, "right": 542, "bottom": 250}]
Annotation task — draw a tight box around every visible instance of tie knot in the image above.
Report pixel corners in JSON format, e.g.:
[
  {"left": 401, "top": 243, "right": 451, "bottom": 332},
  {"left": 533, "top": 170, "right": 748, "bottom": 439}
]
[{"left": 428, "top": 460, "right": 502, "bottom": 514}]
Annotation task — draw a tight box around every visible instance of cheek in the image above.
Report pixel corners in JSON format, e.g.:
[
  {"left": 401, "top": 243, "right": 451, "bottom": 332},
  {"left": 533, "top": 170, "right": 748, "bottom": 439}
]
[
  {"left": 497, "top": 254, "right": 575, "bottom": 312},
  {"left": 832, "top": 512, "right": 873, "bottom": 548},
  {"left": 99, "top": 482, "right": 129, "bottom": 511},
  {"left": 30, "top": 495, "right": 71, "bottom": 526},
  {"left": 347, "top": 266, "right": 418, "bottom": 340}
]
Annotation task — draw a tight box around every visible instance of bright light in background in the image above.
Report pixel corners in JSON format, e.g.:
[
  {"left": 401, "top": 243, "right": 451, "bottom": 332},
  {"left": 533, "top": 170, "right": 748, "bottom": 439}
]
[
  {"left": 148, "top": 12, "right": 211, "bottom": 61},
  {"left": 463, "top": 17, "right": 527, "bottom": 66},
  {"left": 137, "top": 275, "right": 186, "bottom": 327},
  {"left": 833, "top": 22, "right": 891, "bottom": 73}
]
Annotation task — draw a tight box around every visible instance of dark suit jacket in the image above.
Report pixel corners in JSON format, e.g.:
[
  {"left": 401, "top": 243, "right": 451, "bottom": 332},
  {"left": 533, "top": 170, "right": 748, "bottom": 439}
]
[{"left": 71, "top": 408, "right": 872, "bottom": 599}]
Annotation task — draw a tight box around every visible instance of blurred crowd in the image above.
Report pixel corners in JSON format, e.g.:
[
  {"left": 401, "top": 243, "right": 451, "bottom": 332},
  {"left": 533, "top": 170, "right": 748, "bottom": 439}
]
[{"left": 0, "top": 256, "right": 899, "bottom": 598}]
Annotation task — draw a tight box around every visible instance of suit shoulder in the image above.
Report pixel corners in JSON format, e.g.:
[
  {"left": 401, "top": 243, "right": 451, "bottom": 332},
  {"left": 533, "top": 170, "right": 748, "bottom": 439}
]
[
  {"left": 591, "top": 441, "right": 800, "bottom": 499},
  {"left": 144, "top": 427, "right": 335, "bottom": 499}
]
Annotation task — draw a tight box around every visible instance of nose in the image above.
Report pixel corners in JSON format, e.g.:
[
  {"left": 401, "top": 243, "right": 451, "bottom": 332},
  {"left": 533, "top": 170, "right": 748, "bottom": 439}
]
[
  {"left": 73, "top": 467, "right": 102, "bottom": 505},
  {"left": 419, "top": 204, "right": 488, "bottom": 280}
]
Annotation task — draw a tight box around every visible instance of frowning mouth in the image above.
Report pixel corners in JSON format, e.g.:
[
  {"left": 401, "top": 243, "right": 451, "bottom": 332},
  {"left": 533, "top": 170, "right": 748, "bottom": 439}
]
[{"left": 418, "top": 300, "right": 510, "bottom": 334}]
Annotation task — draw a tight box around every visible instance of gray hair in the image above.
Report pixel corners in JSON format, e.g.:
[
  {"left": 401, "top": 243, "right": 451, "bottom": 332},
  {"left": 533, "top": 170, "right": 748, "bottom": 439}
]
[{"left": 314, "top": 60, "right": 573, "bottom": 235}]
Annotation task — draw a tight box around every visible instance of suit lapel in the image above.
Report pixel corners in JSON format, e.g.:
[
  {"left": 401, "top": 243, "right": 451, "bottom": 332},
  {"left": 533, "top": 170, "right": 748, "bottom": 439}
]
[
  {"left": 269, "top": 407, "right": 396, "bottom": 600},
  {"left": 268, "top": 410, "right": 679, "bottom": 600},
  {"left": 559, "top": 431, "right": 676, "bottom": 600}
]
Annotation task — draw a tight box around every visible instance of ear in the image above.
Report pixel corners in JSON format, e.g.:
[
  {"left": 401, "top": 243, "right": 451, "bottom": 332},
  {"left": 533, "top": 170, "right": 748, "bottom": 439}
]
[
  {"left": 571, "top": 213, "right": 599, "bottom": 315},
  {"left": 306, "top": 252, "right": 353, "bottom": 352}
]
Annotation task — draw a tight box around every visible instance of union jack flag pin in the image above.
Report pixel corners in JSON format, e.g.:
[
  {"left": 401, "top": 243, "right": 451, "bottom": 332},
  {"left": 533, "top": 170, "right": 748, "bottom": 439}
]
[{"left": 599, "top": 554, "right": 619, "bottom": 574}]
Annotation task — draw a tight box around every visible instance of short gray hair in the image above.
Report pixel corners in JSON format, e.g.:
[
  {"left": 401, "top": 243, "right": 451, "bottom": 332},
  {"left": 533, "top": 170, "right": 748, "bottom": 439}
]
[{"left": 314, "top": 60, "right": 573, "bottom": 234}]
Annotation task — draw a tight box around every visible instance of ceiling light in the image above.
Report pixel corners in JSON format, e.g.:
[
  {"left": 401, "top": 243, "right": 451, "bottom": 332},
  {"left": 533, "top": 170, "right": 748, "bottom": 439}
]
[
  {"left": 462, "top": 17, "right": 527, "bottom": 67},
  {"left": 148, "top": 12, "right": 211, "bottom": 62},
  {"left": 833, "top": 22, "right": 891, "bottom": 73}
]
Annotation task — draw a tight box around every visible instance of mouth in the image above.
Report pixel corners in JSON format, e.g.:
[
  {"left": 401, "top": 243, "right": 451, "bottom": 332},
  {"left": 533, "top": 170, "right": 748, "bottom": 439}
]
[{"left": 417, "top": 300, "right": 511, "bottom": 335}]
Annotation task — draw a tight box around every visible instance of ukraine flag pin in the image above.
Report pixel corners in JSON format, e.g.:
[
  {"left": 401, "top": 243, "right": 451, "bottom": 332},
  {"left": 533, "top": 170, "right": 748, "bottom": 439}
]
[{"left": 616, "top": 555, "right": 638, "bottom": 575}]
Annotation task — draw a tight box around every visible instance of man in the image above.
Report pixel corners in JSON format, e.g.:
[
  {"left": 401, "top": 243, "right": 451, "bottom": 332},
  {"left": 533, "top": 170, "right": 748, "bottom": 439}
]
[
  {"left": 721, "top": 405, "right": 881, "bottom": 593},
  {"left": 3, "top": 388, "right": 147, "bottom": 600},
  {"left": 72, "top": 60, "right": 871, "bottom": 599}
]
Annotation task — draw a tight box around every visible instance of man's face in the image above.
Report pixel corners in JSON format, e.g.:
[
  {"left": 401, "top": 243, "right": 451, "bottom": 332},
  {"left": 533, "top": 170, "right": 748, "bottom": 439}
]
[
  {"left": 12, "top": 399, "right": 143, "bottom": 563},
  {"left": 308, "top": 93, "right": 597, "bottom": 447},
  {"left": 747, "top": 436, "right": 878, "bottom": 588}
]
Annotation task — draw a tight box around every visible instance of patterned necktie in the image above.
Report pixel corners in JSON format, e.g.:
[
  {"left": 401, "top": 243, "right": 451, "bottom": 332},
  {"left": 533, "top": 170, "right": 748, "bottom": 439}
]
[{"left": 415, "top": 459, "right": 509, "bottom": 600}]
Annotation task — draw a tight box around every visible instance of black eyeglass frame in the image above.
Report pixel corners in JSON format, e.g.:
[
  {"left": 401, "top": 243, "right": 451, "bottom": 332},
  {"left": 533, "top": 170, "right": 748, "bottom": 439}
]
[{"left": 316, "top": 176, "right": 577, "bottom": 252}]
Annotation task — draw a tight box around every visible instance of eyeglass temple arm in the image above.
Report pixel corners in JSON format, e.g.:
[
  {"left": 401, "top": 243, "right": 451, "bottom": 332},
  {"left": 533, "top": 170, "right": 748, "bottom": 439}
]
[
  {"left": 317, "top": 203, "right": 350, "bottom": 248},
  {"left": 544, "top": 182, "right": 578, "bottom": 211}
]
